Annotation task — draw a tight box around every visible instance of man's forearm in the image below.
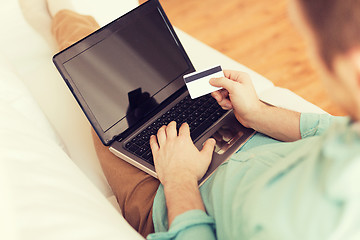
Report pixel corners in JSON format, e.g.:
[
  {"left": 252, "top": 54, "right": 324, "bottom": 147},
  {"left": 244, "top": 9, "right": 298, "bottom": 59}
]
[
  {"left": 245, "top": 102, "right": 301, "bottom": 142},
  {"left": 163, "top": 177, "right": 205, "bottom": 226}
]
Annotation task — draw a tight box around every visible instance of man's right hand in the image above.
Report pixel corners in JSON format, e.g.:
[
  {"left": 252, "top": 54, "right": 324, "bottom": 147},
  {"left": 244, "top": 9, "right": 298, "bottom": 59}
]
[
  {"left": 209, "top": 70, "right": 263, "bottom": 128},
  {"left": 210, "top": 70, "right": 301, "bottom": 142}
]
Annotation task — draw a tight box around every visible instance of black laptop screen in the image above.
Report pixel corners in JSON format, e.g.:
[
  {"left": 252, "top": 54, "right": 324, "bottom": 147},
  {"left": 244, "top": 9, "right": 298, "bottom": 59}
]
[{"left": 63, "top": 7, "right": 190, "bottom": 134}]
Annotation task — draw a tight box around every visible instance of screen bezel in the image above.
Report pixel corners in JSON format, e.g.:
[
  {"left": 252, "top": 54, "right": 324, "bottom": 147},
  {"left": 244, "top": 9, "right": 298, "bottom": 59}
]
[{"left": 53, "top": 0, "right": 195, "bottom": 145}]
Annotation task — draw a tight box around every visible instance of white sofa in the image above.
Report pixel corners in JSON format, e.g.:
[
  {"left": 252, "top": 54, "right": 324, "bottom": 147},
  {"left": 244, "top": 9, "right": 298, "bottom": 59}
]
[{"left": 0, "top": 0, "right": 325, "bottom": 239}]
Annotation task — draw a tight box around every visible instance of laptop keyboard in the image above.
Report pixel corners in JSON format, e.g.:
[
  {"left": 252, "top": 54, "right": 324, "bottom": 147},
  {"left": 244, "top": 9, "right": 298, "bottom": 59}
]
[{"left": 123, "top": 94, "right": 227, "bottom": 165}]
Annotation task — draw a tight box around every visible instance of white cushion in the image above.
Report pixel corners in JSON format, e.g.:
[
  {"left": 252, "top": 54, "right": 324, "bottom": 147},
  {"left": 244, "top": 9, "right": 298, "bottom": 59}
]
[
  {"left": 0, "top": 157, "right": 18, "bottom": 240},
  {"left": 259, "top": 87, "right": 326, "bottom": 114},
  {"left": 0, "top": 0, "right": 142, "bottom": 197},
  {"left": 0, "top": 54, "right": 63, "bottom": 147},
  {"left": 0, "top": 63, "right": 144, "bottom": 240}
]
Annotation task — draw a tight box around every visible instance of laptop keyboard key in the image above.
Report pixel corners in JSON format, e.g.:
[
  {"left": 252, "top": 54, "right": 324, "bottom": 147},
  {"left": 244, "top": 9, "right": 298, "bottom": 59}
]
[
  {"left": 193, "top": 111, "right": 200, "bottom": 117},
  {"left": 202, "top": 112, "right": 211, "bottom": 118},
  {"left": 125, "top": 142, "right": 132, "bottom": 149},
  {"left": 185, "top": 108, "right": 194, "bottom": 115},
  {"left": 129, "top": 144, "right": 139, "bottom": 152},
  {"left": 141, "top": 135, "right": 150, "bottom": 142},
  {"left": 211, "top": 115, "right": 219, "bottom": 122},
  {"left": 191, "top": 121, "right": 200, "bottom": 128},
  {"left": 143, "top": 150, "right": 153, "bottom": 160},
  {"left": 198, "top": 116, "right": 205, "bottom": 123},
  {"left": 135, "top": 147, "right": 147, "bottom": 157},
  {"left": 203, "top": 101, "right": 212, "bottom": 108},
  {"left": 136, "top": 139, "right": 145, "bottom": 146},
  {"left": 188, "top": 115, "right": 196, "bottom": 122}
]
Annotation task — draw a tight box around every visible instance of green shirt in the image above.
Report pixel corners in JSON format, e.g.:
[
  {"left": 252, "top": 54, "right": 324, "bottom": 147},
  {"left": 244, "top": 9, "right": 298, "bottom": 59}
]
[{"left": 148, "top": 113, "right": 360, "bottom": 239}]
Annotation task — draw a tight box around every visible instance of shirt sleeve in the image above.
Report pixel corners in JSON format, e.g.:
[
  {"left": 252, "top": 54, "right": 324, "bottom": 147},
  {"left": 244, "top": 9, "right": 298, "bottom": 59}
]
[
  {"left": 147, "top": 210, "right": 216, "bottom": 240},
  {"left": 300, "top": 113, "right": 334, "bottom": 138}
]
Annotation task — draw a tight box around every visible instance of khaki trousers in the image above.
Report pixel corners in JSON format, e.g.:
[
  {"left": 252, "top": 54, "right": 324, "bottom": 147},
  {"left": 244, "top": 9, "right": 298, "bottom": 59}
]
[{"left": 52, "top": 10, "right": 160, "bottom": 238}]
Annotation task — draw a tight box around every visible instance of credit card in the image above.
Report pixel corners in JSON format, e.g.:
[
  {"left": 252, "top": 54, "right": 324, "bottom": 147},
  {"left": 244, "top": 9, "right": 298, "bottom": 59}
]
[{"left": 183, "top": 65, "right": 224, "bottom": 99}]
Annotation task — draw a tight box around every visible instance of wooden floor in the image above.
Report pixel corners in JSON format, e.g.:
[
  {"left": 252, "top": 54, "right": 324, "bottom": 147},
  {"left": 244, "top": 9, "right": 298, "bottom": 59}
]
[{"left": 140, "top": 0, "right": 346, "bottom": 116}]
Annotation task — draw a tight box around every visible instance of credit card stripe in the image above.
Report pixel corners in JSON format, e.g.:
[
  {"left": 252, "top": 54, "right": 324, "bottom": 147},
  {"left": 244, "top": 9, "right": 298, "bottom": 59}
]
[{"left": 184, "top": 66, "right": 222, "bottom": 83}]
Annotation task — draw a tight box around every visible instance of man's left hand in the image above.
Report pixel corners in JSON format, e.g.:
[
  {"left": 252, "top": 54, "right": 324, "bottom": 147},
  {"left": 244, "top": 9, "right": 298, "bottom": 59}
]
[{"left": 149, "top": 121, "right": 216, "bottom": 186}]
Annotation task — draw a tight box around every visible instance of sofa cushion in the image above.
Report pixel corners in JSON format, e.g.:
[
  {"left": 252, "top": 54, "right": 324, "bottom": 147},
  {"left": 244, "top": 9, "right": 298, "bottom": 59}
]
[
  {"left": 0, "top": 0, "right": 136, "bottom": 197},
  {"left": 0, "top": 61, "right": 144, "bottom": 240},
  {"left": 0, "top": 54, "right": 65, "bottom": 147},
  {"left": 259, "top": 87, "right": 326, "bottom": 114}
]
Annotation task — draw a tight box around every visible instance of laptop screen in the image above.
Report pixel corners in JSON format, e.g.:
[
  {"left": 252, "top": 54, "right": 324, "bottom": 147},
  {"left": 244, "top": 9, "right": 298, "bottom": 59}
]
[{"left": 57, "top": 0, "right": 194, "bottom": 144}]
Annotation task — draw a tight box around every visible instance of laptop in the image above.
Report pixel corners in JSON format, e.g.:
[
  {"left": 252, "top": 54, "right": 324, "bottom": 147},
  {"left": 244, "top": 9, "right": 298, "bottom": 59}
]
[{"left": 53, "top": 0, "right": 255, "bottom": 185}]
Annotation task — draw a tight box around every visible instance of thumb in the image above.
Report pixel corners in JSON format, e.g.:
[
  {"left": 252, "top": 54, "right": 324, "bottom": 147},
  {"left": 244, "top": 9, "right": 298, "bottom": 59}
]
[
  {"left": 210, "top": 77, "right": 235, "bottom": 92},
  {"left": 201, "top": 138, "right": 216, "bottom": 158}
]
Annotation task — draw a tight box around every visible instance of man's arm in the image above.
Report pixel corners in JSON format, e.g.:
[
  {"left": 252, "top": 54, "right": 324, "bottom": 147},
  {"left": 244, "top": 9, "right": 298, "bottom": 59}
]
[
  {"left": 149, "top": 121, "right": 216, "bottom": 226},
  {"left": 244, "top": 102, "right": 301, "bottom": 142},
  {"left": 163, "top": 176, "right": 205, "bottom": 226},
  {"left": 147, "top": 123, "right": 217, "bottom": 239},
  {"left": 210, "top": 70, "right": 301, "bottom": 142}
]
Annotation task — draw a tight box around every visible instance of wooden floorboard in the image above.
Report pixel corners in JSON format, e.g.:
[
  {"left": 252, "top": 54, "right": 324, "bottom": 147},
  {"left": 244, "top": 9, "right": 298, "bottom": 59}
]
[{"left": 140, "top": 0, "right": 346, "bottom": 116}]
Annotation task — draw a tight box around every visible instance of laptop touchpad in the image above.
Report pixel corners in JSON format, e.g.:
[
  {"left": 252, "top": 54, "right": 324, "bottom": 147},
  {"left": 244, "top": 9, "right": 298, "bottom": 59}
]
[{"left": 211, "top": 124, "right": 244, "bottom": 154}]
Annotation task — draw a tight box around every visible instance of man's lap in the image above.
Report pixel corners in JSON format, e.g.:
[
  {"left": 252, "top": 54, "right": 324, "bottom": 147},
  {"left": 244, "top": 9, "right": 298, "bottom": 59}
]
[{"left": 92, "top": 129, "right": 159, "bottom": 237}]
